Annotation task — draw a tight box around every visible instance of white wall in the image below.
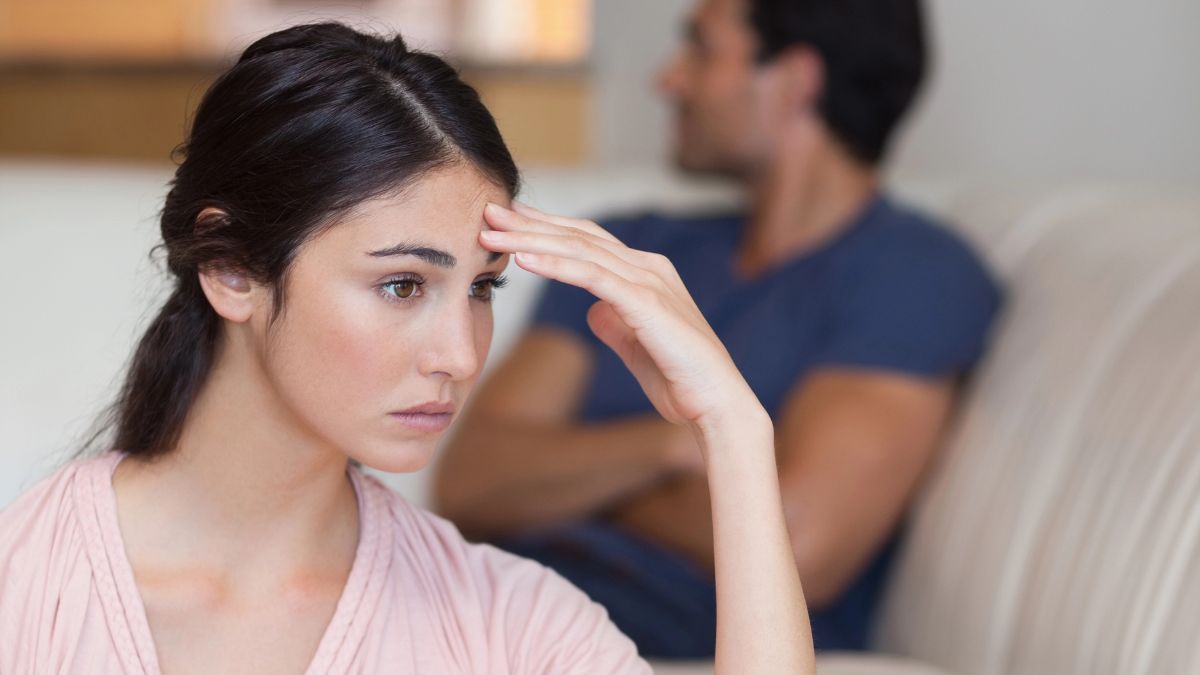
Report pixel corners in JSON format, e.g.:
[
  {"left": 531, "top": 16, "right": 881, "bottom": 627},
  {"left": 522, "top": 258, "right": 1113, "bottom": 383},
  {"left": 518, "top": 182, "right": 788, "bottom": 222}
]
[
  {"left": 0, "top": 164, "right": 172, "bottom": 504},
  {"left": 589, "top": 0, "right": 693, "bottom": 166},
  {"left": 892, "top": 0, "right": 1200, "bottom": 184},
  {"left": 590, "top": 0, "right": 1200, "bottom": 185}
]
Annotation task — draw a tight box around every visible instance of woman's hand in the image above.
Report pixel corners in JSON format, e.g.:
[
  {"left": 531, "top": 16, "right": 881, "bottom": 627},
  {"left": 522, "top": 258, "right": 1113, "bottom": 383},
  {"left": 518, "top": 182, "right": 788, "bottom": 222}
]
[
  {"left": 480, "top": 201, "right": 815, "bottom": 675},
  {"left": 480, "top": 202, "right": 764, "bottom": 440}
]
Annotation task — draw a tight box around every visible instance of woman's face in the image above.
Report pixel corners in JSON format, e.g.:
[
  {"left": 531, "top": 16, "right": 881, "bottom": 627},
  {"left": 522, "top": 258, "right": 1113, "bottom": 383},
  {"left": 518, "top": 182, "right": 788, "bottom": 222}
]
[{"left": 257, "top": 164, "right": 511, "bottom": 473}]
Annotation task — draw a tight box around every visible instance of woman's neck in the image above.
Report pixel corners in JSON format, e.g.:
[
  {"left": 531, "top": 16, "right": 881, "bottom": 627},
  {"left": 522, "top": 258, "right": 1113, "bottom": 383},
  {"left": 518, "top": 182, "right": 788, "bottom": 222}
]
[{"left": 111, "top": 334, "right": 359, "bottom": 583}]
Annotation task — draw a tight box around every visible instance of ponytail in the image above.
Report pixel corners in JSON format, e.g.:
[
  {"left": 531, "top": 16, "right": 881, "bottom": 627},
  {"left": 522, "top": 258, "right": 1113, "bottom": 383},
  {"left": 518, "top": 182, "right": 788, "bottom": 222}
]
[{"left": 104, "top": 276, "right": 220, "bottom": 458}]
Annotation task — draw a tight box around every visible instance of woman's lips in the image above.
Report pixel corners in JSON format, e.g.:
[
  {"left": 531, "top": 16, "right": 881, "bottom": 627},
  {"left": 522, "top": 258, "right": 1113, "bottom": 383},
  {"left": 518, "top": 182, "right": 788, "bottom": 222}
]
[
  {"left": 389, "top": 401, "right": 455, "bottom": 433},
  {"left": 388, "top": 411, "right": 453, "bottom": 433}
]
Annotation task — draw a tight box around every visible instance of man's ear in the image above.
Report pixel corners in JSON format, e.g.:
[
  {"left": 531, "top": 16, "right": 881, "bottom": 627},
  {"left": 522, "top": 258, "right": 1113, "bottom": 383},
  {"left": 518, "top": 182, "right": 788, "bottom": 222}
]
[
  {"left": 194, "top": 207, "right": 257, "bottom": 323},
  {"left": 772, "top": 45, "right": 825, "bottom": 114}
]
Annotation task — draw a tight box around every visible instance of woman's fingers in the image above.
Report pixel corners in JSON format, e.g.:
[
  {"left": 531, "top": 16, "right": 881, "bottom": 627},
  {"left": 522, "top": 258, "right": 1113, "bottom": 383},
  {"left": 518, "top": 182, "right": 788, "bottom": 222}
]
[
  {"left": 484, "top": 201, "right": 747, "bottom": 427},
  {"left": 510, "top": 201, "right": 622, "bottom": 244},
  {"left": 511, "top": 252, "right": 663, "bottom": 333},
  {"left": 484, "top": 203, "right": 690, "bottom": 295},
  {"left": 480, "top": 228, "right": 664, "bottom": 290},
  {"left": 481, "top": 225, "right": 707, "bottom": 330},
  {"left": 485, "top": 203, "right": 608, "bottom": 244}
]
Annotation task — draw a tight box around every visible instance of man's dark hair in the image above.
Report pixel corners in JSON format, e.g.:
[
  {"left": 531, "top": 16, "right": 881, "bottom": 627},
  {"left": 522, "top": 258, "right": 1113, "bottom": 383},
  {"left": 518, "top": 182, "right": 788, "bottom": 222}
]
[{"left": 749, "top": 0, "right": 927, "bottom": 165}]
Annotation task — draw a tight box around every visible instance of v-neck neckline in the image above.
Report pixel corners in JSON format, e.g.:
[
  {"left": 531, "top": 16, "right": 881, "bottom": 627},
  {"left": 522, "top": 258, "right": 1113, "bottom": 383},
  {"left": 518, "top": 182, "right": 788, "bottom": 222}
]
[
  {"left": 73, "top": 451, "right": 393, "bottom": 675},
  {"left": 725, "top": 192, "right": 888, "bottom": 288}
]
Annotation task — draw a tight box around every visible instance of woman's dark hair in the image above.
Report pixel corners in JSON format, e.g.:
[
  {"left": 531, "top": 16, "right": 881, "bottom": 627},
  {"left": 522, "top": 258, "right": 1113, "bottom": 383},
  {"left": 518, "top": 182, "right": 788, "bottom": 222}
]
[
  {"left": 749, "top": 0, "right": 927, "bottom": 165},
  {"left": 87, "top": 22, "right": 519, "bottom": 460}
]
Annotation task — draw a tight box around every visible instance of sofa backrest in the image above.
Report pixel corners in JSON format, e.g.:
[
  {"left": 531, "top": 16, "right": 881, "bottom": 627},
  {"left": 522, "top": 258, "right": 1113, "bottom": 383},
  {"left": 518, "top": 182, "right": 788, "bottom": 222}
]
[{"left": 877, "top": 185, "right": 1200, "bottom": 675}]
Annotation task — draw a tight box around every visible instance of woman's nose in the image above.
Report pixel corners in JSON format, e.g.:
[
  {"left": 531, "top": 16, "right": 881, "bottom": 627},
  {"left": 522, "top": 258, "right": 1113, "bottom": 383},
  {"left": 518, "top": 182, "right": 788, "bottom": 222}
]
[{"left": 417, "top": 302, "right": 481, "bottom": 381}]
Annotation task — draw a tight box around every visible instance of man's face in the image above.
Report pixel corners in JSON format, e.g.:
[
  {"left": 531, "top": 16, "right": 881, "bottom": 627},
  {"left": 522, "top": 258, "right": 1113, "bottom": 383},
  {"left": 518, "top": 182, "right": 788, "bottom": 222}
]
[{"left": 656, "top": 0, "right": 775, "bottom": 176}]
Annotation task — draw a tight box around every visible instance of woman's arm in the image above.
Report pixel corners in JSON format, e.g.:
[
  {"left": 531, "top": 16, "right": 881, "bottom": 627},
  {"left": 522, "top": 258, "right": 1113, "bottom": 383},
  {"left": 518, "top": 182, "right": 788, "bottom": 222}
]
[{"left": 480, "top": 201, "right": 814, "bottom": 674}]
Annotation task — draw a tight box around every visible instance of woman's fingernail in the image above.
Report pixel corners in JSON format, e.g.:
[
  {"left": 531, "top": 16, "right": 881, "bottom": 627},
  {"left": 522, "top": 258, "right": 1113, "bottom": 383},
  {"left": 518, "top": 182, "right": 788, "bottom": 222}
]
[
  {"left": 515, "top": 252, "right": 540, "bottom": 265},
  {"left": 480, "top": 229, "right": 500, "bottom": 241},
  {"left": 485, "top": 202, "right": 508, "bottom": 218}
]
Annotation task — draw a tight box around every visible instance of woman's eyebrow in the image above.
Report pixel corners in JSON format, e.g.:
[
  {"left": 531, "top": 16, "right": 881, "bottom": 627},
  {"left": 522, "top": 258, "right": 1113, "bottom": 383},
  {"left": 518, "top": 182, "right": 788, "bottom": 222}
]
[{"left": 367, "top": 243, "right": 502, "bottom": 266}]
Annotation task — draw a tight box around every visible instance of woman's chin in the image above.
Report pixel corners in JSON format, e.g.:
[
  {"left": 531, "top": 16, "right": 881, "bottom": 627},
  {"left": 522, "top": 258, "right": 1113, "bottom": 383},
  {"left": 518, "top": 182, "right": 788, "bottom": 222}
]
[{"left": 349, "top": 439, "right": 437, "bottom": 474}]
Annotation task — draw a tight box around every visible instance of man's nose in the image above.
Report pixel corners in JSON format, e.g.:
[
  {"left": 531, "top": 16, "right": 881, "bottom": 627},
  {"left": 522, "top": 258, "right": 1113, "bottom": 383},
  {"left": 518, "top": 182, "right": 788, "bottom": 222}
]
[{"left": 655, "top": 52, "right": 685, "bottom": 97}]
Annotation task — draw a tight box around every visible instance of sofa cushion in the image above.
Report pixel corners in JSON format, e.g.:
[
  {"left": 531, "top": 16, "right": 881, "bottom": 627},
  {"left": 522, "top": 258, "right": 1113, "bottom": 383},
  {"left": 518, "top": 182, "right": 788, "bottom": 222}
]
[
  {"left": 878, "top": 185, "right": 1200, "bottom": 675},
  {"left": 647, "top": 654, "right": 955, "bottom": 675}
]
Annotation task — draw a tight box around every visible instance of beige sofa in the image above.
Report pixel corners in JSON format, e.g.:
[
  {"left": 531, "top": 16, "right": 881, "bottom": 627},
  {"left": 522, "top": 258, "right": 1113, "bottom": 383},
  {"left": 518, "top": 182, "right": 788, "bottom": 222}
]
[
  {"left": 866, "top": 183, "right": 1200, "bottom": 675},
  {"left": 2, "top": 164, "right": 1197, "bottom": 674}
]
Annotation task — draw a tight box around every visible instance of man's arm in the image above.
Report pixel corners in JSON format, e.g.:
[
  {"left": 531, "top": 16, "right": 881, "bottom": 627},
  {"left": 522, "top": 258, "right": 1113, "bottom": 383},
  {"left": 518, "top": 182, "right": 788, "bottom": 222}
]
[
  {"left": 610, "top": 367, "right": 954, "bottom": 607},
  {"left": 431, "top": 328, "right": 699, "bottom": 539}
]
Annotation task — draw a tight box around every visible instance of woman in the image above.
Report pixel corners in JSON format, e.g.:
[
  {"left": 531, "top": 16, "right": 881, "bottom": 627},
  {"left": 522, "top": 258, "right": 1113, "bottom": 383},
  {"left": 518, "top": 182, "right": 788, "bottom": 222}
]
[{"left": 0, "top": 23, "right": 812, "bottom": 674}]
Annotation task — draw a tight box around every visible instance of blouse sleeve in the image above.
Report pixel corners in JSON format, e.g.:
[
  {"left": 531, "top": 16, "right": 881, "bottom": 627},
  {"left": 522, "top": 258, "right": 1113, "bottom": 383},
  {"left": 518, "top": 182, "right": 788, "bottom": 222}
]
[{"left": 0, "top": 461, "right": 93, "bottom": 674}]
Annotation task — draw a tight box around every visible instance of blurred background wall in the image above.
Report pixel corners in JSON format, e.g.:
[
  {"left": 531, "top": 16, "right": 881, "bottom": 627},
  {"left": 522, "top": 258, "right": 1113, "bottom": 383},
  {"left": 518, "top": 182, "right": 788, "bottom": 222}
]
[
  {"left": 590, "top": 0, "right": 1200, "bottom": 184},
  {"left": 2, "top": 0, "right": 1197, "bottom": 181}
]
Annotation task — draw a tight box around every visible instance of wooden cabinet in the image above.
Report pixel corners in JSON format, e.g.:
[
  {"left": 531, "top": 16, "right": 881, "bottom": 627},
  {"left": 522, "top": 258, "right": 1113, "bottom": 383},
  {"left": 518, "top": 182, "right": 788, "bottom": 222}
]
[{"left": 0, "top": 0, "right": 590, "bottom": 164}]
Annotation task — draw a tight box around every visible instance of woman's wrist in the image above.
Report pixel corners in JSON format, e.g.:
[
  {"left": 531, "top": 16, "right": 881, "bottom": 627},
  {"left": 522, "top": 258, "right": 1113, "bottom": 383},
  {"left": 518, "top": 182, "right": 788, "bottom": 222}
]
[{"left": 691, "top": 395, "right": 774, "bottom": 459}]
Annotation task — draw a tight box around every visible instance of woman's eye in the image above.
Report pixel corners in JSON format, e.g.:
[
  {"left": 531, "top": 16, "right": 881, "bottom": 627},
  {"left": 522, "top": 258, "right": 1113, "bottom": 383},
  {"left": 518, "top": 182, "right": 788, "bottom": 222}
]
[
  {"left": 470, "top": 281, "right": 496, "bottom": 302},
  {"left": 383, "top": 278, "right": 420, "bottom": 299},
  {"left": 471, "top": 275, "right": 509, "bottom": 302}
]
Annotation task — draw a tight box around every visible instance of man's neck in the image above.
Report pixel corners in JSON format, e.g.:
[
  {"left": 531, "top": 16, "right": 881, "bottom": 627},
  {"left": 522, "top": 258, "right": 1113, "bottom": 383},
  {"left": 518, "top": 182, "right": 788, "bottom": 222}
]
[{"left": 735, "top": 132, "right": 878, "bottom": 279}]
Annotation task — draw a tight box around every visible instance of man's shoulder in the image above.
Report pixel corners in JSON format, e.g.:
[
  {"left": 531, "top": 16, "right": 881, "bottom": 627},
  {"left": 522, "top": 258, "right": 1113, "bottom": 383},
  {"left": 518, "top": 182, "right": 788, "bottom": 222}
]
[
  {"left": 810, "top": 194, "right": 1004, "bottom": 377},
  {"left": 838, "top": 194, "right": 1000, "bottom": 291},
  {"left": 857, "top": 195, "right": 972, "bottom": 252}
]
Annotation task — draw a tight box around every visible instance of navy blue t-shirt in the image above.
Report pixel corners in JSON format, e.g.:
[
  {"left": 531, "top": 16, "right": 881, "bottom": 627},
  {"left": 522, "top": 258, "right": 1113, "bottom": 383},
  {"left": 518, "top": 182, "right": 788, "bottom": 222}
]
[{"left": 501, "top": 193, "right": 1002, "bottom": 656}]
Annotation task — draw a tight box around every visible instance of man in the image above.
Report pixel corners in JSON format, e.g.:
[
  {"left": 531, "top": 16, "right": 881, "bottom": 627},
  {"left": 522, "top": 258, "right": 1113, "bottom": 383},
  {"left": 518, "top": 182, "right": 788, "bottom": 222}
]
[{"left": 433, "top": 0, "right": 1002, "bottom": 658}]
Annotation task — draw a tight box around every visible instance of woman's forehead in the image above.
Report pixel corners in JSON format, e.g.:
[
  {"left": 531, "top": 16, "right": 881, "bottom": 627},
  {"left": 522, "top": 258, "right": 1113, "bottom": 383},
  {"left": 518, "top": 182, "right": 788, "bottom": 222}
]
[{"left": 326, "top": 165, "right": 511, "bottom": 253}]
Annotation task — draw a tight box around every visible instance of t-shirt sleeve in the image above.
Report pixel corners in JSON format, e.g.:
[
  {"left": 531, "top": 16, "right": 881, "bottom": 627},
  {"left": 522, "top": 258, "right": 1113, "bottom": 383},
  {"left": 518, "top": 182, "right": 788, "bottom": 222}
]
[
  {"left": 477, "top": 545, "right": 651, "bottom": 674},
  {"left": 527, "top": 274, "right": 603, "bottom": 341},
  {"left": 814, "top": 227, "right": 1003, "bottom": 378}
]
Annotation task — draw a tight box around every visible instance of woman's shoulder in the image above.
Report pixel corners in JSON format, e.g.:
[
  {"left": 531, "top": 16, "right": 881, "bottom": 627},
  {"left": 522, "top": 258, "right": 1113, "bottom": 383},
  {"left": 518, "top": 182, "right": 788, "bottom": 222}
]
[
  {"left": 356, "top": 470, "right": 552, "bottom": 586},
  {"left": 0, "top": 452, "right": 116, "bottom": 554},
  {"left": 0, "top": 453, "right": 111, "bottom": 609},
  {"left": 354, "top": 471, "right": 650, "bottom": 672},
  {"left": 1, "top": 454, "right": 91, "bottom": 553}
]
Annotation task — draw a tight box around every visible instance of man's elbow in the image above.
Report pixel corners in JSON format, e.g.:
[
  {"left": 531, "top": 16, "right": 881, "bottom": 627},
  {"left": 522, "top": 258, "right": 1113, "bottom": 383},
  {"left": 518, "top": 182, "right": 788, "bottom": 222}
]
[
  {"left": 430, "top": 469, "right": 530, "bottom": 541},
  {"left": 790, "top": 528, "right": 861, "bottom": 610},
  {"left": 431, "top": 485, "right": 501, "bottom": 541},
  {"left": 429, "top": 443, "right": 489, "bottom": 533}
]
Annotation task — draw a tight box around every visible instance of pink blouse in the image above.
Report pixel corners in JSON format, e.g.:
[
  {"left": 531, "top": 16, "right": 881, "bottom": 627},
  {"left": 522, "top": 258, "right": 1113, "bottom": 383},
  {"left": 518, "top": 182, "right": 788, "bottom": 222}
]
[{"left": 0, "top": 451, "right": 651, "bottom": 674}]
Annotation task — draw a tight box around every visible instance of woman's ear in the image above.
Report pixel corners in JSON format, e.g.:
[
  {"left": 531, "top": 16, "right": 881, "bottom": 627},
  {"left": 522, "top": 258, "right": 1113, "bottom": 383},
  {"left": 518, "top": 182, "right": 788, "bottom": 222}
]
[
  {"left": 198, "top": 265, "right": 257, "bottom": 323},
  {"left": 194, "top": 207, "right": 258, "bottom": 323}
]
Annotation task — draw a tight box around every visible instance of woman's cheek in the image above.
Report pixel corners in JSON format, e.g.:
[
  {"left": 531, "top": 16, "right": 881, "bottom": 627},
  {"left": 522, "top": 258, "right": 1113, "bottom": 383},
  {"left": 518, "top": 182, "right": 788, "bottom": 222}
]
[
  {"left": 277, "top": 285, "right": 394, "bottom": 418},
  {"left": 472, "top": 306, "right": 495, "bottom": 380},
  {"left": 316, "top": 293, "right": 407, "bottom": 401}
]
